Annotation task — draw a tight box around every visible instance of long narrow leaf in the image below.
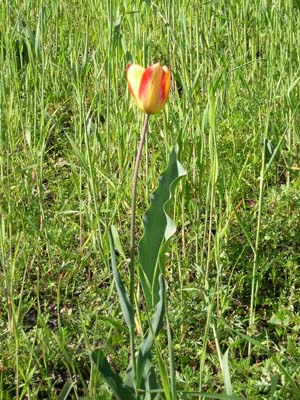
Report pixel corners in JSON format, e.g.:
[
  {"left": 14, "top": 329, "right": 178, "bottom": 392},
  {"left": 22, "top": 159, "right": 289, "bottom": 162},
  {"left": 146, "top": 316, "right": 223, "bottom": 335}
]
[
  {"left": 166, "top": 310, "right": 177, "bottom": 400},
  {"left": 91, "top": 350, "right": 135, "bottom": 400},
  {"left": 136, "top": 275, "right": 165, "bottom": 385},
  {"left": 125, "top": 275, "right": 165, "bottom": 391},
  {"left": 141, "top": 359, "right": 160, "bottom": 400},
  {"left": 221, "top": 349, "right": 232, "bottom": 395},
  {"left": 111, "top": 224, "right": 127, "bottom": 261},
  {"left": 58, "top": 380, "right": 75, "bottom": 400},
  {"left": 108, "top": 228, "right": 134, "bottom": 329},
  {"left": 155, "top": 341, "right": 171, "bottom": 400}
]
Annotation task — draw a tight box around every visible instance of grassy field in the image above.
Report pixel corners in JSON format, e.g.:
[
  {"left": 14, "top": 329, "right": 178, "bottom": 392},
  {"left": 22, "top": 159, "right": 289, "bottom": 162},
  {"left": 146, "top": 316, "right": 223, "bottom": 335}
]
[{"left": 1, "top": 0, "right": 300, "bottom": 398}]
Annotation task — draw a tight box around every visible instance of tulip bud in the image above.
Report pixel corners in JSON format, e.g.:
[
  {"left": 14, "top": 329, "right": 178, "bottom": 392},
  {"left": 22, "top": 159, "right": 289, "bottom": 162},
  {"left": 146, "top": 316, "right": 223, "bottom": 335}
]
[{"left": 126, "top": 63, "right": 171, "bottom": 114}]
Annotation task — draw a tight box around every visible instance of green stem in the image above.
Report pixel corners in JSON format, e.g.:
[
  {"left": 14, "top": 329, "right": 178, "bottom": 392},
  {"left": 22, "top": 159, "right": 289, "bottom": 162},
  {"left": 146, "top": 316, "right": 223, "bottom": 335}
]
[{"left": 129, "top": 113, "right": 150, "bottom": 382}]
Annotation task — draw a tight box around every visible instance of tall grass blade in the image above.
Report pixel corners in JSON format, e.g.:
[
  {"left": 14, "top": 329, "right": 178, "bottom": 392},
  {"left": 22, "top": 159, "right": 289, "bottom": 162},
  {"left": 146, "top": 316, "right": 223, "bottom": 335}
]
[
  {"left": 111, "top": 224, "right": 126, "bottom": 261},
  {"left": 58, "top": 380, "right": 75, "bottom": 400},
  {"left": 166, "top": 313, "right": 176, "bottom": 400}
]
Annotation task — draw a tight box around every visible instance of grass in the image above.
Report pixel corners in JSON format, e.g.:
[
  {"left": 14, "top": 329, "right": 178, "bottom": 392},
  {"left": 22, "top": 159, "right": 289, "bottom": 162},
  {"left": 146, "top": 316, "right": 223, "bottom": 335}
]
[{"left": 1, "top": 0, "right": 300, "bottom": 398}]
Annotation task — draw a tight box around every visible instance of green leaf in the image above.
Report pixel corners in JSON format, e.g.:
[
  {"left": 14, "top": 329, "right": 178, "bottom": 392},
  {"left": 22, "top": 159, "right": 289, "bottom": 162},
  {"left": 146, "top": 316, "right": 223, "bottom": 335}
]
[
  {"left": 269, "top": 374, "right": 279, "bottom": 399},
  {"left": 58, "top": 379, "right": 75, "bottom": 400},
  {"left": 111, "top": 225, "right": 127, "bottom": 261},
  {"left": 221, "top": 349, "right": 232, "bottom": 396},
  {"left": 155, "top": 343, "right": 171, "bottom": 400},
  {"left": 141, "top": 359, "right": 160, "bottom": 400},
  {"left": 139, "top": 145, "right": 186, "bottom": 308},
  {"left": 91, "top": 350, "right": 136, "bottom": 400},
  {"left": 125, "top": 276, "right": 165, "bottom": 391},
  {"left": 66, "top": 133, "right": 89, "bottom": 174},
  {"left": 166, "top": 310, "right": 177, "bottom": 400},
  {"left": 137, "top": 276, "right": 165, "bottom": 377},
  {"left": 138, "top": 275, "right": 165, "bottom": 387},
  {"left": 108, "top": 228, "right": 134, "bottom": 329}
]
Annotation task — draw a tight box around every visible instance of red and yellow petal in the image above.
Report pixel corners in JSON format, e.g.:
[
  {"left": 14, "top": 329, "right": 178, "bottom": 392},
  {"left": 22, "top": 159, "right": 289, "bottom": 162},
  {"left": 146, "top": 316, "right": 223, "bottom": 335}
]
[
  {"left": 139, "top": 63, "right": 164, "bottom": 114},
  {"left": 126, "top": 64, "right": 146, "bottom": 111},
  {"left": 127, "top": 63, "right": 171, "bottom": 114},
  {"left": 161, "top": 66, "right": 171, "bottom": 107}
]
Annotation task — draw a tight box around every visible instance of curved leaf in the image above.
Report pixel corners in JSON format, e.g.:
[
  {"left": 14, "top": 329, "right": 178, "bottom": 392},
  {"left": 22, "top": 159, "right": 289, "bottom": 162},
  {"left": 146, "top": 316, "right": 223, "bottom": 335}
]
[{"left": 138, "top": 145, "right": 186, "bottom": 309}]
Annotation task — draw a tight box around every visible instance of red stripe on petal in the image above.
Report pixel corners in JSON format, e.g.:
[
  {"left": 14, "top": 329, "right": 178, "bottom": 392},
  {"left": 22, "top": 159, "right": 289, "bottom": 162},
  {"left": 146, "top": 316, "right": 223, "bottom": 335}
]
[
  {"left": 160, "top": 70, "right": 167, "bottom": 104},
  {"left": 161, "top": 67, "right": 171, "bottom": 108},
  {"left": 139, "top": 67, "right": 153, "bottom": 99}
]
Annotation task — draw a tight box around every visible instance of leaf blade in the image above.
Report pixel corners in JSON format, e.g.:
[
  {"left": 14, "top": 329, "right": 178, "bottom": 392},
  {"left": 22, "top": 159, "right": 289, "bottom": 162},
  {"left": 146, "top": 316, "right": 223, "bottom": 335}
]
[
  {"left": 91, "top": 350, "right": 136, "bottom": 400},
  {"left": 138, "top": 145, "right": 186, "bottom": 308},
  {"left": 108, "top": 228, "right": 134, "bottom": 329}
]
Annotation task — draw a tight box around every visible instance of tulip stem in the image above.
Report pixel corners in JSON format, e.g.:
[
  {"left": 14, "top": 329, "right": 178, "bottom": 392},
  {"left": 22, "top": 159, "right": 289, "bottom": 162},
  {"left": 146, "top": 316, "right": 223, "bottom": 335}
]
[
  {"left": 129, "top": 113, "right": 150, "bottom": 385},
  {"left": 130, "top": 113, "right": 150, "bottom": 304}
]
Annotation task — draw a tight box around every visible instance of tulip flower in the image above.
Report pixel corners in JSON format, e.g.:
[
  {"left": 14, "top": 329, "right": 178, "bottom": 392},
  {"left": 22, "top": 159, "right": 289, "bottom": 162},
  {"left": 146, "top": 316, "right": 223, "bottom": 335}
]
[
  {"left": 126, "top": 63, "right": 171, "bottom": 114},
  {"left": 126, "top": 62, "right": 171, "bottom": 382}
]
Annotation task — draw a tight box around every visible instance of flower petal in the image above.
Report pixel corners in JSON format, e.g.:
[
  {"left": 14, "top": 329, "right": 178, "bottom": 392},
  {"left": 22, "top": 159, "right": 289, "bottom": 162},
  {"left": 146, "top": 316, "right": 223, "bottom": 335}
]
[
  {"left": 126, "top": 63, "right": 171, "bottom": 114},
  {"left": 139, "top": 63, "right": 165, "bottom": 114},
  {"left": 126, "top": 64, "right": 145, "bottom": 111},
  {"left": 161, "top": 66, "right": 171, "bottom": 107}
]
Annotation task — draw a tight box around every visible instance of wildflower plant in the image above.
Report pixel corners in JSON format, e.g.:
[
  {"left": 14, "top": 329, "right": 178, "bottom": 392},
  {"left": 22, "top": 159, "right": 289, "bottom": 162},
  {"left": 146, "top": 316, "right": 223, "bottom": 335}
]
[{"left": 91, "top": 63, "right": 186, "bottom": 399}]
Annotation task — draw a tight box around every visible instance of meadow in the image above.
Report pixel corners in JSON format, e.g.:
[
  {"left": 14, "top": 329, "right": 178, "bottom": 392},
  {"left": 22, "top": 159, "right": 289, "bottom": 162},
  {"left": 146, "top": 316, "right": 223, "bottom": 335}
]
[{"left": 1, "top": 0, "right": 300, "bottom": 398}]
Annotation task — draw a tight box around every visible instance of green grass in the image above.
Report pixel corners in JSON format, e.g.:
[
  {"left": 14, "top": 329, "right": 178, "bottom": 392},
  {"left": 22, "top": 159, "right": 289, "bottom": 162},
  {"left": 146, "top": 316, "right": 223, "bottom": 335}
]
[{"left": 1, "top": 0, "right": 300, "bottom": 398}]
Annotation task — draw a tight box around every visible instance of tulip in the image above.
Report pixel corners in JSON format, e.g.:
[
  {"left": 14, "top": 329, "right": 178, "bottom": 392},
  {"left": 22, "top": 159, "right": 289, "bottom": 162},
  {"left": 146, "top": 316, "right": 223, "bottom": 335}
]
[
  {"left": 126, "top": 63, "right": 171, "bottom": 114},
  {"left": 125, "top": 62, "right": 171, "bottom": 384}
]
